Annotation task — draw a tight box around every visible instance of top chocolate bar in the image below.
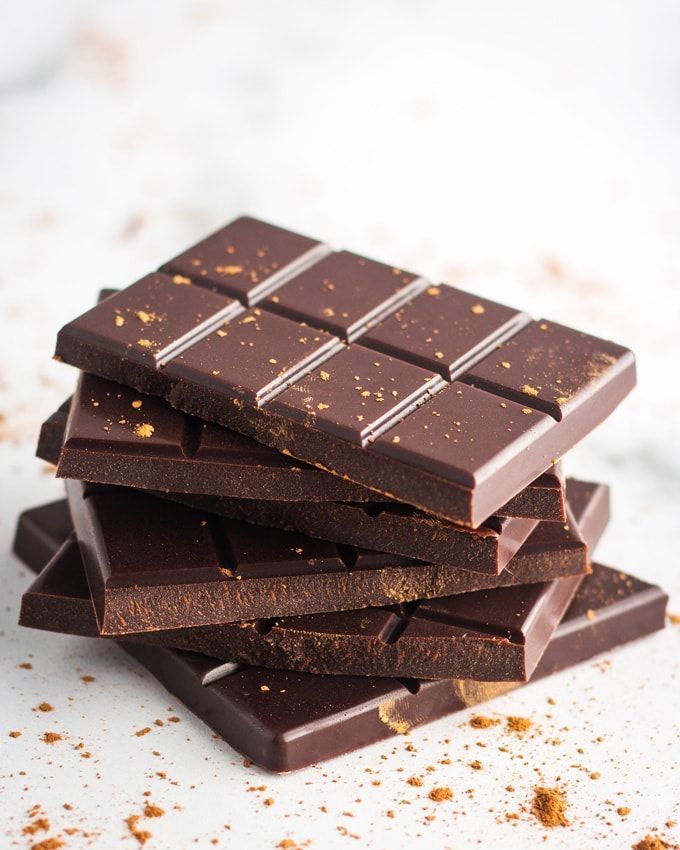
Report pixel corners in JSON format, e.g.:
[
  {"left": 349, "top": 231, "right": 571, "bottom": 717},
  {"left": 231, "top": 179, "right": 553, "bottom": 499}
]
[{"left": 55, "top": 216, "right": 635, "bottom": 526}]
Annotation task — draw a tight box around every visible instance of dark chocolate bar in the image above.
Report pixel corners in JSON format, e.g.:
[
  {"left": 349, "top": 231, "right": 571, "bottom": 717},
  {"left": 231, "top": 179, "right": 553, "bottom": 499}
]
[
  {"left": 46, "top": 370, "right": 567, "bottom": 519},
  {"left": 23, "top": 529, "right": 582, "bottom": 680},
  {"left": 40, "top": 384, "right": 565, "bottom": 574},
  {"left": 65, "top": 478, "right": 597, "bottom": 636},
  {"left": 54, "top": 216, "right": 635, "bottom": 526},
  {"left": 15, "top": 504, "right": 667, "bottom": 771},
  {"left": 29, "top": 479, "right": 604, "bottom": 680}
]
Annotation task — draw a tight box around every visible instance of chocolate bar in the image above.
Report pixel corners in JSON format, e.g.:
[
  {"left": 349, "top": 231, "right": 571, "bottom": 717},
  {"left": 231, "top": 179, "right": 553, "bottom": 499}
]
[
  {"left": 65, "top": 479, "right": 597, "bottom": 636},
  {"left": 40, "top": 385, "right": 567, "bottom": 573},
  {"left": 23, "top": 529, "right": 582, "bottom": 680},
  {"left": 15, "top": 503, "right": 667, "bottom": 771},
  {"left": 54, "top": 217, "right": 635, "bottom": 526},
  {"left": 30, "top": 479, "right": 603, "bottom": 680},
  {"left": 48, "top": 371, "right": 568, "bottom": 520}
]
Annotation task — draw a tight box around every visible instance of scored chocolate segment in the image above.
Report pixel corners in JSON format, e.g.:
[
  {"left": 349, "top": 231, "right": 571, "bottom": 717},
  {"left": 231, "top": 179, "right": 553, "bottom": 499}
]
[
  {"left": 164, "top": 308, "right": 344, "bottom": 407},
  {"left": 16, "top": 506, "right": 668, "bottom": 772},
  {"left": 263, "top": 251, "right": 428, "bottom": 342},
  {"left": 63, "top": 477, "right": 595, "bottom": 636},
  {"left": 462, "top": 319, "right": 636, "bottom": 421},
  {"left": 268, "top": 344, "right": 444, "bottom": 445},
  {"left": 64, "top": 272, "right": 240, "bottom": 370},
  {"left": 55, "top": 216, "right": 636, "bottom": 526},
  {"left": 159, "top": 216, "right": 331, "bottom": 305},
  {"left": 372, "top": 381, "right": 554, "bottom": 489},
  {"left": 361, "top": 284, "right": 530, "bottom": 380}
]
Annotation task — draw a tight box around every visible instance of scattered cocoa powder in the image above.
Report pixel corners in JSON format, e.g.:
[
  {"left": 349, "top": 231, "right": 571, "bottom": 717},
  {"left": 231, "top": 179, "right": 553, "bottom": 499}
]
[
  {"left": 23, "top": 818, "right": 50, "bottom": 835},
  {"left": 531, "top": 786, "right": 569, "bottom": 827},
  {"left": 428, "top": 787, "right": 453, "bottom": 802},
  {"left": 42, "top": 732, "right": 62, "bottom": 744},
  {"left": 470, "top": 715, "right": 500, "bottom": 729},
  {"left": 507, "top": 716, "right": 533, "bottom": 733},
  {"left": 144, "top": 804, "right": 164, "bottom": 818},
  {"left": 126, "top": 815, "right": 151, "bottom": 845},
  {"left": 632, "top": 836, "right": 674, "bottom": 850},
  {"left": 31, "top": 839, "right": 63, "bottom": 850}
]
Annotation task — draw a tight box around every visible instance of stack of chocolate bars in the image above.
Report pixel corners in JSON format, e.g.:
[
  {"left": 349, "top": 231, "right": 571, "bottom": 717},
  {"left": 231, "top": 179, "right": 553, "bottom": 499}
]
[{"left": 15, "top": 217, "right": 667, "bottom": 772}]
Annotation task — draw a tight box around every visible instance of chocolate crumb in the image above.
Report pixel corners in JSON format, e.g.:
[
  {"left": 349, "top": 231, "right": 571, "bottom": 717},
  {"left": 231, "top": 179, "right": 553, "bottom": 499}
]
[
  {"left": 428, "top": 787, "right": 453, "bottom": 802},
  {"left": 470, "top": 715, "right": 499, "bottom": 729},
  {"left": 9, "top": 730, "right": 21, "bottom": 738},
  {"left": 506, "top": 716, "right": 533, "bottom": 733},
  {"left": 31, "top": 839, "right": 63, "bottom": 850},
  {"left": 36, "top": 702, "right": 54, "bottom": 712},
  {"left": 469, "top": 760, "right": 483, "bottom": 770},
  {"left": 126, "top": 815, "right": 152, "bottom": 845},
  {"left": 617, "top": 807, "right": 631, "bottom": 817},
  {"left": 531, "top": 786, "right": 569, "bottom": 828},
  {"left": 135, "top": 727, "right": 152, "bottom": 737},
  {"left": 81, "top": 675, "right": 95, "bottom": 683},
  {"left": 406, "top": 776, "right": 423, "bottom": 787},
  {"left": 144, "top": 804, "right": 164, "bottom": 818},
  {"left": 632, "top": 836, "right": 674, "bottom": 850},
  {"left": 42, "top": 732, "right": 62, "bottom": 744}
]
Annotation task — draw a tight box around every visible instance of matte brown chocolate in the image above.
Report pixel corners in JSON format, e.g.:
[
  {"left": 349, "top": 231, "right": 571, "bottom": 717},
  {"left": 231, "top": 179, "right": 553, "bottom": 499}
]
[
  {"left": 65, "top": 478, "right": 595, "bottom": 636},
  {"left": 54, "top": 216, "right": 635, "bottom": 526},
  {"left": 15, "top": 502, "right": 667, "bottom": 772},
  {"left": 45, "top": 370, "right": 568, "bottom": 519}
]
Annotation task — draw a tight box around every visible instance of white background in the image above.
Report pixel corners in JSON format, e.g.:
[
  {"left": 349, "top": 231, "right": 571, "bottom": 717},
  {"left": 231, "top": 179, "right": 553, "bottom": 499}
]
[{"left": 1, "top": 1, "right": 679, "bottom": 848}]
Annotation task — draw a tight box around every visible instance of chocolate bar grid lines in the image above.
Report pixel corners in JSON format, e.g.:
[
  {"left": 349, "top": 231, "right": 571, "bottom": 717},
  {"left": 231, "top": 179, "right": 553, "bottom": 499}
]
[
  {"left": 15, "top": 509, "right": 667, "bottom": 772},
  {"left": 65, "top": 479, "right": 595, "bottom": 636},
  {"left": 56, "top": 217, "right": 635, "bottom": 525},
  {"left": 43, "top": 373, "right": 568, "bottom": 519}
]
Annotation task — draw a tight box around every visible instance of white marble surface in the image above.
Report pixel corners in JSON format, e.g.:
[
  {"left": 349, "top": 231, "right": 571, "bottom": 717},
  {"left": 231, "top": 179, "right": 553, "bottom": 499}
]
[{"left": 1, "top": 1, "right": 679, "bottom": 848}]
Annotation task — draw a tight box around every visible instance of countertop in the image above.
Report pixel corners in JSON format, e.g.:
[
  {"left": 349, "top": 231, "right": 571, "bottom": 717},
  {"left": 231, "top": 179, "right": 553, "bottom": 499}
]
[{"left": 1, "top": 1, "right": 678, "bottom": 848}]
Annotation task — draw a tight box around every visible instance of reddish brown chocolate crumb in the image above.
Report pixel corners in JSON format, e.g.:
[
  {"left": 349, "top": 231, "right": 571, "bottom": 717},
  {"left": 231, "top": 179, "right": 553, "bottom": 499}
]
[
  {"left": 19, "top": 662, "right": 33, "bottom": 669},
  {"left": 42, "top": 732, "right": 62, "bottom": 744},
  {"left": 9, "top": 730, "right": 21, "bottom": 738},
  {"left": 135, "top": 727, "right": 152, "bottom": 737},
  {"left": 590, "top": 772, "right": 601, "bottom": 780},
  {"left": 470, "top": 715, "right": 499, "bottom": 729},
  {"left": 144, "top": 804, "right": 164, "bottom": 818},
  {"left": 386, "top": 810, "right": 395, "bottom": 818},
  {"left": 667, "top": 614, "right": 680, "bottom": 625},
  {"left": 531, "top": 786, "right": 569, "bottom": 827},
  {"left": 126, "top": 815, "right": 152, "bottom": 845},
  {"left": 263, "top": 798, "right": 275, "bottom": 807},
  {"left": 469, "top": 760, "right": 483, "bottom": 770},
  {"left": 23, "top": 818, "right": 50, "bottom": 835},
  {"left": 406, "top": 776, "right": 423, "bottom": 787},
  {"left": 81, "top": 675, "right": 95, "bottom": 683},
  {"left": 31, "top": 839, "right": 63, "bottom": 850},
  {"left": 154, "top": 719, "right": 164, "bottom": 727},
  {"left": 617, "top": 807, "right": 631, "bottom": 817},
  {"left": 277, "top": 840, "right": 297, "bottom": 849},
  {"left": 506, "top": 716, "right": 533, "bottom": 733},
  {"left": 168, "top": 716, "right": 180, "bottom": 723},
  {"left": 632, "top": 836, "right": 674, "bottom": 850},
  {"left": 428, "top": 787, "right": 453, "bottom": 802},
  {"left": 36, "top": 702, "right": 53, "bottom": 712},
  {"left": 63, "top": 804, "right": 72, "bottom": 811}
]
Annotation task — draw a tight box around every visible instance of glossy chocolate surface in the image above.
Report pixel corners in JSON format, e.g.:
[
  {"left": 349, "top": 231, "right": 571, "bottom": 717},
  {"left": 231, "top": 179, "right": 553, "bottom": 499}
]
[
  {"left": 55, "top": 217, "right": 635, "bottom": 526},
  {"left": 15, "top": 503, "right": 667, "bottom": 772},
  {"left": 64, "top": 479, "right": 595, "bottom": 636}
]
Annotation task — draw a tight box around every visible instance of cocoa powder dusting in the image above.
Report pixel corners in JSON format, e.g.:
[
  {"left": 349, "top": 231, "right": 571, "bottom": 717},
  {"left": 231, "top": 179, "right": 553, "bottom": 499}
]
[{"left": 531, "top": 786, "right": 569, "bottom": 827}]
